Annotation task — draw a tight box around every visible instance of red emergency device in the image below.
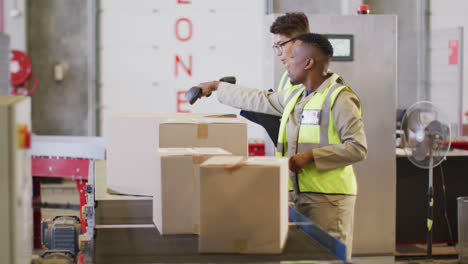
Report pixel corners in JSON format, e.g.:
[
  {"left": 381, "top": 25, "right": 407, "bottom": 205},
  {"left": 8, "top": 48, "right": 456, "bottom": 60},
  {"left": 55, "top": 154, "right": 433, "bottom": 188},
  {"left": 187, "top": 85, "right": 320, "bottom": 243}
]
[{"left": 10, "top": 50, "right": 38, "bottom": 95}]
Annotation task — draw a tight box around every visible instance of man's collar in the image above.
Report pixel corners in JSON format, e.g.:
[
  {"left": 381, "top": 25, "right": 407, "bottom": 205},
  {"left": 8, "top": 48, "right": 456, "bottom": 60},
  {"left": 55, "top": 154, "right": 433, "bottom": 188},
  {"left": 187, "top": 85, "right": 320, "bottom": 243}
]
[
  {"left": 304, "top": 72, "right": 337, "bottom": 96},
  {"left": 316, "top": 73, "right": 337, "bottom": 93}
]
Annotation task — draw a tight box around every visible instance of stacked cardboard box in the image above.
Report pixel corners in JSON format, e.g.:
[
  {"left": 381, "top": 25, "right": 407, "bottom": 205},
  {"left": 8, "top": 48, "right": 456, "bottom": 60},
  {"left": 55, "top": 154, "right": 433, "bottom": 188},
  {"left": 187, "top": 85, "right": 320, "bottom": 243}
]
[
  {"left": 106, "top": 113, "right": 247, "bottom": 196},
  {"left": 153, "top": 148, "right": 231, "bottom": 235},
  {"left": 159, "top": 117, "right": 247, "bottom": 155},
  {"left": 198, "top": 156, "right": 289, "bottom": 254}
]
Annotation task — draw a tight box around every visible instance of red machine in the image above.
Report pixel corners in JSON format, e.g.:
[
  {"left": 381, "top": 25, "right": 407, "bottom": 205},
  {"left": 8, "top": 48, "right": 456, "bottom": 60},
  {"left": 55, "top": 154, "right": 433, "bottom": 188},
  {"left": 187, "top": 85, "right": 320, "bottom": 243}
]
[
  {"left": 10, "top": 50, "right": 38, "bottom": 95},
  {"left": 248, "top": 142, "right": 266, "bottom": 156}
]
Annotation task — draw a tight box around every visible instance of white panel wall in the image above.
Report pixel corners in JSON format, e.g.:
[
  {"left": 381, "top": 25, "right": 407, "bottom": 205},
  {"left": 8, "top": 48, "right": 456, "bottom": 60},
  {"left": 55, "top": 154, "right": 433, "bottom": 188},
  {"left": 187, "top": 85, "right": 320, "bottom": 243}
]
[
  {"left": 3, "top": 0, "right": 26, "bottom": 50},
  {"left": 99, "top": 0, "right": 266, "bottom": 140},
  {"left": 429, "top": 28, "right": 463, "bottom": 136},
  {"left": 431, "top": 0, "right": 467, "bottom": 129}
]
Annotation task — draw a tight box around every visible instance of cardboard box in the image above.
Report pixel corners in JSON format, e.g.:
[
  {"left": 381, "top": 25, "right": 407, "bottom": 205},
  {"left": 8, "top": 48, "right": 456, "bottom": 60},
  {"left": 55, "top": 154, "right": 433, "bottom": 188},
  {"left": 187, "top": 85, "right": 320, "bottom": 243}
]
[
  {"left": 153, "top": 148, "right": 232, "bottom": 235},
  {"left": 199, "top": 156, "right": 289, "bottom": 254},
  {"left": 159, "top": 117, "right": 247, "bottom": 156},
  {"left": 106, "top": 113, "right": 246, "bottom": 195}
]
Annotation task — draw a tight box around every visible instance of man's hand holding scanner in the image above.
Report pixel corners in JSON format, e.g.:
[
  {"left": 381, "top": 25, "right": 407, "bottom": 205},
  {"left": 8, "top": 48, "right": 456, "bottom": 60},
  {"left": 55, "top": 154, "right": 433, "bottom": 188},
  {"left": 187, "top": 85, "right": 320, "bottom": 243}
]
[
  {"left": 289, "top": 151, "right": 315, "bottom": 173},
  {"left": 197, "top": 81, "right": 220, "bottom": 97},
  {"left": 186, "top": 77, "right": 236, "bottom": 104}
]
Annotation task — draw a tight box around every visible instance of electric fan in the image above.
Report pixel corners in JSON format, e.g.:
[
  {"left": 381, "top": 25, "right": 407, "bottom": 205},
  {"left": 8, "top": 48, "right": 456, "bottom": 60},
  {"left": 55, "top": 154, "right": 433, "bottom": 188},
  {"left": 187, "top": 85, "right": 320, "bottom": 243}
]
[{"left": 400, "top": 101, "right": 452, "bottom": 258}]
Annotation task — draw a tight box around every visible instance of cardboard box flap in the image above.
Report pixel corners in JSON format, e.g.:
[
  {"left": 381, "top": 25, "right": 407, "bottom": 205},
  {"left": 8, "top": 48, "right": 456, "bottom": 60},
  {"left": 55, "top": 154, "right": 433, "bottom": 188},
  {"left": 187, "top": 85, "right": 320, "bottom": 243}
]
[
  {"left": 157, "top": 147, "right": 231, "bottom": 157},
  {"left": 112, "top": 113, "right": 208, "bottom": 117},
  {"left": 157, "top": 148, "right": 195, "bottom": 156},
  {"left": 202, "top": 156, "right": 287, "bottom": 168},
  {"left": 244, "top": 157, "right": 288, "bottom": 166},
  {"left": 201, "top": 156, "right": 245, "bottom": 167},
  {"left": 192, "top": 148, "right": 231, "bottom": 155},
  {"left": 198, "top": 117, "right": 245, "bottom": 124},
  {"left": 163, "top": 117, "right": 246, "bottom": 124}
]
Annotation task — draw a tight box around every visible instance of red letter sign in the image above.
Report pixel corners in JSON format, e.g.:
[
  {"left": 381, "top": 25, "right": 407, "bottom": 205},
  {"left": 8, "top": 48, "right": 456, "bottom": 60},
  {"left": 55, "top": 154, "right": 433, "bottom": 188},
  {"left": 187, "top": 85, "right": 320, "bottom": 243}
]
[
  {"left": 175, "top": 1, "right": 193, "bottom": 113},
  {"left": 449, "top": 40, "right": 459, "bottom": 65},
  {"left": 175, "top": 18, "right": 193, "bottom": 42},
  {"left": 177, "top": 91, "right": 190, "bottom": 113},
  {"left": 175, "top": 55, "right": 192, "bottom": 77}
]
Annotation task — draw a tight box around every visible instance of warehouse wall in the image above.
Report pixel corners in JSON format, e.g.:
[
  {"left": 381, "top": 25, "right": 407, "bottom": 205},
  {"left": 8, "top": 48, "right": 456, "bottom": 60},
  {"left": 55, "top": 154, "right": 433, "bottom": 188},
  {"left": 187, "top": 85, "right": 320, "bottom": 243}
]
[
  {"left": 3, "top": 0, "right": 26, "bottom": 96},
  {"left": 369, "top": 0, "right": 467, "bottom": 133},
  {"left": 366, "top": 0, "right": 425, "bottom": 109},
  {"left": 98, "top": 1, "right": 266, "bottom": 140},
  {"left": 430, "top": 0, "right": 468, "bottom": 131},
  {"left": 16, "top": 0, "right": 468, "bottom": 135},
  {"left": 272, "top": 0, "right": 363, "bottom": 15},
  {"left": 4, "top": 0, "right": 26, "bottom": 50},
  {"left": 27, "top": 0, "right": 89, "bottom": 135}
]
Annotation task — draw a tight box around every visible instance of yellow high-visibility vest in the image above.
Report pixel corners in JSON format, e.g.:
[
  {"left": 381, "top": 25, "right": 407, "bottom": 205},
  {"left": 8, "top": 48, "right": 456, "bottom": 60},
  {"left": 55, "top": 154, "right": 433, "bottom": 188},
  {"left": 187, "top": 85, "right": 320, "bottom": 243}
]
[{"left": 276, "top": 74, "right": 359, "bottom": 195}]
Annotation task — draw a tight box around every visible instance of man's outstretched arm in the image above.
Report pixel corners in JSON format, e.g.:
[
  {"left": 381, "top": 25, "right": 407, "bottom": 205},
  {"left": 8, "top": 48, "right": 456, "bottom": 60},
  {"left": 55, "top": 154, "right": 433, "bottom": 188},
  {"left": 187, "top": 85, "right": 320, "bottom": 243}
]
[{"left": 197, "top": 81, "right": 287, "bottom": 117}]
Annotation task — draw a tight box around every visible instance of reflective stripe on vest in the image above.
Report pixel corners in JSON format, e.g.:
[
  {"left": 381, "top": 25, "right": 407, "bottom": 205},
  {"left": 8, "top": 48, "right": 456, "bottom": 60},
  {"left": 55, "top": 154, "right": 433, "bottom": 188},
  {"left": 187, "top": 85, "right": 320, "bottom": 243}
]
[
  {"left": 275, "top": 84, "right": 305, "bottom": 192},
  {"left": 274, "top": 72, "right": 303, "bottom": 188},
  {"left": 276, "top": 74, "right": 359, "bottom": 195},
  {"left": 276, "top": 85, "right": 305, "bottom": 156}
]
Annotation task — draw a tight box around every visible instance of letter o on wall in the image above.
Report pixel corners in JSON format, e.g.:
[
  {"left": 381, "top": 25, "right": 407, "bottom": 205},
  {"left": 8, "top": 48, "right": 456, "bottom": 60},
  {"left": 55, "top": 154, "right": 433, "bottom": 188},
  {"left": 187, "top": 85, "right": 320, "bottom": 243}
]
[{"left": 175, "top": 18, "right": 193, "bottom": 42}]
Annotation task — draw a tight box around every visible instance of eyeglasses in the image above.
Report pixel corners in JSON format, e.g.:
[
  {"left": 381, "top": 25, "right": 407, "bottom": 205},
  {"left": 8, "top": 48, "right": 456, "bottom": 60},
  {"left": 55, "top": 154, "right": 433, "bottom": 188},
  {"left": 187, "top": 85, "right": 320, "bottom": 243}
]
[{"left": 272, "top": 37, "right": 297, "bottom": 53}]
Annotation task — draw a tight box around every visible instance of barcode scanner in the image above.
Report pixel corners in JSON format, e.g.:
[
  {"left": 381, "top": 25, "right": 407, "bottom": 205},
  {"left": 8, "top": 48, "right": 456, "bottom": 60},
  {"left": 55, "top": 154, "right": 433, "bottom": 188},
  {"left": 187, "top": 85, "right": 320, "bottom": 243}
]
[{"left": 185, "top": 76, "right": 236, "bottom": 105}]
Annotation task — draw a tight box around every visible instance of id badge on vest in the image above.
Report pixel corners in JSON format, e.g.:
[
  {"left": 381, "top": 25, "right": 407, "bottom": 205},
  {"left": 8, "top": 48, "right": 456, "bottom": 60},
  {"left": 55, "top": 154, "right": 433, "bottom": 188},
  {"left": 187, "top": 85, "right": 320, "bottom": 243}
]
[{"left": 301, "top": 109, "right": 321, "bottom": 125}]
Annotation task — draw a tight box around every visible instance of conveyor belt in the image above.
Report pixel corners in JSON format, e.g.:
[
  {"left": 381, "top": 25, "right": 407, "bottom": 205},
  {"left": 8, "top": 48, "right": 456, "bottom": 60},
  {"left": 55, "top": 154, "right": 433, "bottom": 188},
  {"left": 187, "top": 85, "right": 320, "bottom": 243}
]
[{"left": 93, "top": 224, "right": 341, "bottom": 263}]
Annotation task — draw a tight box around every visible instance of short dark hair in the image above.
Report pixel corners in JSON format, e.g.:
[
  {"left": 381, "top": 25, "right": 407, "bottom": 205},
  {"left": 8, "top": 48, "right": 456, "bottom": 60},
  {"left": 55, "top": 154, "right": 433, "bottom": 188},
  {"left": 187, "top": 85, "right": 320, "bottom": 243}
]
[
  {"left": 295, "top": 33, "right": 333, "bottom": 58},
  {"left": 269, "top": 12, "right": 309, "bottom": 38}
]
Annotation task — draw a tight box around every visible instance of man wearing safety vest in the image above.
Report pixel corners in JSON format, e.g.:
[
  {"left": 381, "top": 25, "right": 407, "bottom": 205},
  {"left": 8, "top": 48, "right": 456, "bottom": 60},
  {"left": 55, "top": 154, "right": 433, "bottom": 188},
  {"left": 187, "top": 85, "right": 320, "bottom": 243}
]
[
  {"left": 240, "top": 12, "right": 309, "bottom": 145},
  {"left": 197, "top": 33, "right": 367, "bottom": 260}
]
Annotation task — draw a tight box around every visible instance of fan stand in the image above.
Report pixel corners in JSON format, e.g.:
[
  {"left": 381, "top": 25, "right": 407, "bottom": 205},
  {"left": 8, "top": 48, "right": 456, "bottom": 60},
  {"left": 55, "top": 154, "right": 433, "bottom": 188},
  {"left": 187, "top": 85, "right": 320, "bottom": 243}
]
[
  {"left": 427, "top": 148, "right": 434, "bottom": 259},
  {"left": 401, "top": 101, "right": 451, "bottom": 259}
]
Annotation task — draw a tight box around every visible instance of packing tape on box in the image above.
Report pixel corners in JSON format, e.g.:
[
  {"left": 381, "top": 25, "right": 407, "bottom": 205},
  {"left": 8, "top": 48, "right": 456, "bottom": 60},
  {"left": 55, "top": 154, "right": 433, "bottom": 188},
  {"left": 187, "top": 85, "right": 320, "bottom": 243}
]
[
  {"left": 192, "top": 154, "right": 205, "bottom": 164},
  {"left": 234, "top": 239, "right": 248, "bottom": 253},
  {"left": 197, "top": 123, "right": 209, "bottom": 139},
  {"left": 224, "top": 157, "right": 247, "bottom": 172}
]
